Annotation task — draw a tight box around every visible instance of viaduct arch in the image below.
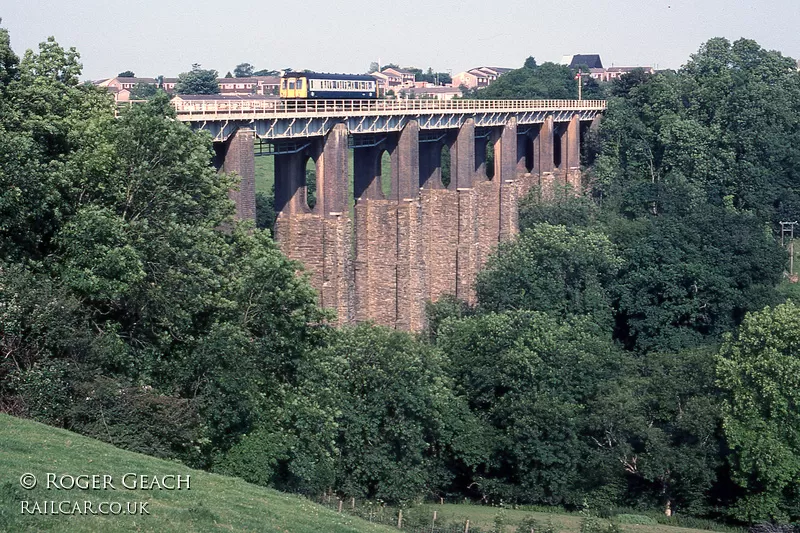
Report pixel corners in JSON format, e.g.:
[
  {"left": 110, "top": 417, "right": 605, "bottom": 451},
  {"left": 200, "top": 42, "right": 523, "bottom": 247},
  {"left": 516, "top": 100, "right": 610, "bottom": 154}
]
[{"left": 183, "top": 98, "right": 604, "bottom": 331}]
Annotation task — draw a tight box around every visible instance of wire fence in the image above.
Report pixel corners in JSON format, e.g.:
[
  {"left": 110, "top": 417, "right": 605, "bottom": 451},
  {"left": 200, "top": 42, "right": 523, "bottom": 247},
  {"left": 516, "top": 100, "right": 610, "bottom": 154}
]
[{"left": 317, "top": 495, "right": 491, "bottom": 533}]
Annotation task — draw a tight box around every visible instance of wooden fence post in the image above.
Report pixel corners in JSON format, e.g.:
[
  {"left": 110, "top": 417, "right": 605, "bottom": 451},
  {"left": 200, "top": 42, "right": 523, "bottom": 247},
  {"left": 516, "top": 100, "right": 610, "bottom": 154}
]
[
  {"left": 337, "top": 499, "right": 343, "bottom": 513},
  {"left": 397, "top": 509, "right": 403, "bottom": 528},
  {"left": 464, "top": 519, "right": 470, "bottom": 532},
  {"left": 351, "top": 497, "right": 355, "bottom": 510}
]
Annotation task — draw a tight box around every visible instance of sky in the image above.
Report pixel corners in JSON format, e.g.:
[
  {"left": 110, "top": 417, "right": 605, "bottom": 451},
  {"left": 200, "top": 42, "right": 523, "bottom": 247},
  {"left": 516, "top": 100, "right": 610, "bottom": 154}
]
[{"left": 3, "top": 0, "right": 799, "bottom": 81}]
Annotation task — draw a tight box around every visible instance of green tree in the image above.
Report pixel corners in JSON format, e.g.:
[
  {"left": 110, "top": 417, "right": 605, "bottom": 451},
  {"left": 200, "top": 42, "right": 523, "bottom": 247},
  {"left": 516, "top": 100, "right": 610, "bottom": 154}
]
[
  {"left": 608, "top": 203, "right": 784, "bottom": 353},
  {"left": 584, "top": 347, "right": 723, "bottom": 515},
  {"left": 437, "top": 311, "right": 624, "bottom": 505},
  {"left": 315, "top": 325, "right": 483, "bottom": 501},
  {"left": 717, "top": 301, "right": 800, "bottom": 522},
  {"left": 0, "top": 28, "right": 328, "bottom": 478},
  {"left": 595, "top": 38, "right": 800, "bottom": 224},
  {"left": 476, "top": 61, "right": 576, "bottom": 99},
  {"left": 476, "top": 224, "right": 621, "bottom": 330},
  {"left": 175, "top": 63, "right": 219, "bottom": 94},
  {"left": 117, "top": 70, "right": 134, "bottom": 77},
  {"left": 234, "top": 62, "right": 254, "bottom": 78},
  {"left": 129, "top": 82, "right": 157, "bottom": 100}
]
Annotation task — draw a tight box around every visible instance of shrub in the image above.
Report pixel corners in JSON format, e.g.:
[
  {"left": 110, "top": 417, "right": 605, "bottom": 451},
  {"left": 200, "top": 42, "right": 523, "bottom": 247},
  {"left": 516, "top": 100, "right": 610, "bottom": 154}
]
[{"left": 615, "top": 514, "right": 658, "bottom": 525}]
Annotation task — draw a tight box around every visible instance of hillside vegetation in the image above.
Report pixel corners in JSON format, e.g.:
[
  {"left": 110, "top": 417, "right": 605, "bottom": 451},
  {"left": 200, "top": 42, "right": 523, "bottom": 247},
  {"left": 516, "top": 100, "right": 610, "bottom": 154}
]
[{"left": 0, "top": 414, "right": 395, "bottom": 533}]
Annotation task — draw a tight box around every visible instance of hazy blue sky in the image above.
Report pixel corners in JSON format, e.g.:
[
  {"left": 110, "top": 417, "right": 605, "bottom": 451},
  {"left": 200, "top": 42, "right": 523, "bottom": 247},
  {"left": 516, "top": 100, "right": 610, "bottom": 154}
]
[{"left": 3, "top": 0, "right": 799, "bottom": 80}]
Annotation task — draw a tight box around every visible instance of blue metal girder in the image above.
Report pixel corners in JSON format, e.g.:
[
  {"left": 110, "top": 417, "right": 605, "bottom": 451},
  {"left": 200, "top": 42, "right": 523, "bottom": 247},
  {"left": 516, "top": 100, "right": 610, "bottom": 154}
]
[{"left": 194, "top": 110, "right": 605, "bottom": 142}]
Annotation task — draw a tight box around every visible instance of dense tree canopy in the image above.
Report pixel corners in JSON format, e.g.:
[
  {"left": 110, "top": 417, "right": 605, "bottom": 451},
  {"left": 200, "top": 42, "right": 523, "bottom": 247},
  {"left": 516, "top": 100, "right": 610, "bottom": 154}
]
[
  {"left": 717, "top": 301, "right": 800, "bottom": 522},
  {"left": 175, "top": 63, "right": 220, "bottom": 94},
  {"left": 234, "top": 62, "right": 254, "bottom": 78},
  {"left": 474, "top": 61, "right": 578, "bottom": 99},
  {"left": 0, "top": 32, "right": 325, "bottom": 474}
]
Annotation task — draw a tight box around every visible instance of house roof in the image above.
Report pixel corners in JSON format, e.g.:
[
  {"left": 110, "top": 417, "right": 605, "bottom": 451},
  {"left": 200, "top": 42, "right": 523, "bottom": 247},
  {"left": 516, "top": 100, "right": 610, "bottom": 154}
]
[
  {"left": 382, "top": 67, "right": 414, "bottom": 76},
  {"left": 116, "top": 77, "right": 157, "bottom": 84},
  {"left": 473, "top": 66, "right": 512, "bottom": 75},
  {"left": 568, "top": 54, "right": 603, "bottom": 69}
]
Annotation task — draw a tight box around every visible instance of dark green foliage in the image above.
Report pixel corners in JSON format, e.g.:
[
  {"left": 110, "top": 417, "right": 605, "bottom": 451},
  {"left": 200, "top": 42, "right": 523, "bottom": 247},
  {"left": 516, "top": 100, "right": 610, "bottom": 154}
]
[
  {"left": 519, "top": 189, "right": 599, "bottom": 230},
  {"left": 117, "top": 70, "right": 134, "bottom": 77},
  {"left": 717, "top": 301, "right": 800, "bottom": 523},
  {"left": 608, "top": 204, "right": 784, "bottom": 353},
  {"left": 129, "top": 82, "right": 158, "bottom": 100},
  {"left": 255, "top": 190, "right": 276, "bottom": 233},
  {"left": 437, "top": 311, "right": 625, "bottom": 505},
  {"left": 475, "top": 61, "right": 577, "bottom": 100},
  {"left": 234, "top": 62, "right": 254, "bottom": 78},
  {"left": 425, "top": 294, "right": 473, "bottom": 342},
  {"left": 175, "top": 63, "right": 220, "bottom": 94},
  {"left": 476, "top": 224, "right": 620, "bottom": 330},
  {"left": 596, "top": 38, "right": 800, "bottom": 224},
  {"left": 317, "top": 325, "right": 482, "bottom": 501},
  {"left": 0, "top": 29, "right": 328, "bottom": 485},
  {"left": 584, "top": 347, "right": 724, "bottom": 515}
]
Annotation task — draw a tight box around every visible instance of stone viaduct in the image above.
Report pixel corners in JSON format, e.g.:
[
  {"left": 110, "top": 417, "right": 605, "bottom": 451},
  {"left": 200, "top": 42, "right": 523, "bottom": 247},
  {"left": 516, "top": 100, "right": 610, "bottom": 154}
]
[{"left": 173, "top": 98, "right": 606, "bottom": 331}]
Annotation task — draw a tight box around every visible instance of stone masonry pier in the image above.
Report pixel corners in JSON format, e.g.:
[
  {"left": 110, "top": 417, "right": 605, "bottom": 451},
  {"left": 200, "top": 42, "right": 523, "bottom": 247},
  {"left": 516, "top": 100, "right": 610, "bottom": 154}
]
[{"left": 191, "top": 99, "right": 605, "bottom": 331}]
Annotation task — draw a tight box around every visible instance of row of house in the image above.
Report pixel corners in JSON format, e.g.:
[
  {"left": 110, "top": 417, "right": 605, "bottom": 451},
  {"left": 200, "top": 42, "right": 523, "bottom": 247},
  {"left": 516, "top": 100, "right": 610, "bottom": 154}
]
[
  {"left": 98, "top": 56, "right": 655, "bottom": 102},
  {"left": 95, "top": 75, "right": 281, "bottom": 102},
  {"left": 561, "top": 54, "right": 655, "bottom": 82}
]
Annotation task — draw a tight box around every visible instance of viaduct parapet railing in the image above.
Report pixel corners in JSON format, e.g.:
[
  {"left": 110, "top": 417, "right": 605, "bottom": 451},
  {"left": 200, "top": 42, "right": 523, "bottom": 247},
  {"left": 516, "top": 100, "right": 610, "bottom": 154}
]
[
  {"left": 172, "top": 98, "right": 607, "bottom": 141},
  {"left": 195, "top": 98, "right": 606, "bottom": 331}
]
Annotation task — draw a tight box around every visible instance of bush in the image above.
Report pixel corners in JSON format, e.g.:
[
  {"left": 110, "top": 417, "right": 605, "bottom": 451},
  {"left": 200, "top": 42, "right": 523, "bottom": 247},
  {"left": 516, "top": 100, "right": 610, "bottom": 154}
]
[
  {"left": 615, "top": 514, "right": 658, "bottom": 525},
  {"left": 519, "top": 515, "right": 559, "bottom": 533},
  {"left": 749, "top": 524, "right": 798, "bottom": 533}
]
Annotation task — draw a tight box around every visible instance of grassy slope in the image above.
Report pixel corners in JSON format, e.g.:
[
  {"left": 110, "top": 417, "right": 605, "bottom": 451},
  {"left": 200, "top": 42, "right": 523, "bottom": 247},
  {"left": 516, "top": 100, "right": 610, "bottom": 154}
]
[
  {"left": 0, "top": 414, "right": 395, "bottom": 533},
  {"left": 0, "top": 416, "right": 739, "bottom": 533}
]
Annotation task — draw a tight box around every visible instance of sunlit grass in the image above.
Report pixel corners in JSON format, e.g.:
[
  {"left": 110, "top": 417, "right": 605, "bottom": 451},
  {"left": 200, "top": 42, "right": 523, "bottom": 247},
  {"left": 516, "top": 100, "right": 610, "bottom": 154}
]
[{"left": 0, "top": 414, "right": 395, "bottom": 533}]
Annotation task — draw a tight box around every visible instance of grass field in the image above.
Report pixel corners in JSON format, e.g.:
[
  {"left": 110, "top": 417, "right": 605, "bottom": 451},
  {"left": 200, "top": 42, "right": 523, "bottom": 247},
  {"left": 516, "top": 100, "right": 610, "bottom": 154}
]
[
  {"left": 0, "top": 414, "right": 742, "bottom": 533},
  {"left": 410, "top": 503, "right": 741, "bottom": 533},
  {"left": 0, "top": 414, "right": 395, "bottom": 533}
]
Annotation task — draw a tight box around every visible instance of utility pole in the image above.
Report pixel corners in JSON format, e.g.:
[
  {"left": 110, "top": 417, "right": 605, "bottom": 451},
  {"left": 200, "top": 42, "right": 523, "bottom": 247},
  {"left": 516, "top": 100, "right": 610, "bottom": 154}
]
[
  {"left": 780, "top": 221, "right": 797, "bottom": 277},
  {"left": 575, "top": 69, "right": 583, "bottom": 100}
]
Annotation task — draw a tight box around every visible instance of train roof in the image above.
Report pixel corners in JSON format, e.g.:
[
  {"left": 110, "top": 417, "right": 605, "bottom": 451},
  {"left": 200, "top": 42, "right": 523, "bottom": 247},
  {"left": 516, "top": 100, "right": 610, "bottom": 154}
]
[{"left": 281, "top": 72, "right": 377, "bottom": 81}]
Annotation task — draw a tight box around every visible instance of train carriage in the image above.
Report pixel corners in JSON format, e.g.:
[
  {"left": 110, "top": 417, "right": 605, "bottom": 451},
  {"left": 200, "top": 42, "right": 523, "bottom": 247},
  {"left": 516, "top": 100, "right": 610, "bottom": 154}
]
[{"left": 280, "top": 72, "right": 378, "bottom": 99}]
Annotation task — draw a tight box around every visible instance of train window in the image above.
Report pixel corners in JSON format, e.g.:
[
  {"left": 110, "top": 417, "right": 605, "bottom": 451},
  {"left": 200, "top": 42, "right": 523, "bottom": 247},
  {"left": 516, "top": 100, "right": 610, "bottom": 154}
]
[
  {"left": 297, "top": 79, "right": 303, "bottom": 89},
  {"left": 281, "top": 79, "right": 286, "bottom": 89},
  {"left": 289, "top": 80, "right": 295, "bottom": 89}
]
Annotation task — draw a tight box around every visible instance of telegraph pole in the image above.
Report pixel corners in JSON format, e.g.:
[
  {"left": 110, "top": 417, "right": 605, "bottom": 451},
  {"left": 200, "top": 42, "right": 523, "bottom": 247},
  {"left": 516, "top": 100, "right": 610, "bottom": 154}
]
[
  {"left": 575, "top": 69, "right": 583, "bottom": 100},
  {"left": 780, "top": 221, "right": 797, "bottom": 276}
]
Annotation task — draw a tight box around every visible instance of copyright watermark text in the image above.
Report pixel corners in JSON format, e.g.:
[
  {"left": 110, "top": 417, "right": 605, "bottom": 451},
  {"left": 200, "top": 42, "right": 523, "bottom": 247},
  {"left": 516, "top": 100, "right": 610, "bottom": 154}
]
[{"left": 18, "top": 472, "right": 190, "bottom": 491}]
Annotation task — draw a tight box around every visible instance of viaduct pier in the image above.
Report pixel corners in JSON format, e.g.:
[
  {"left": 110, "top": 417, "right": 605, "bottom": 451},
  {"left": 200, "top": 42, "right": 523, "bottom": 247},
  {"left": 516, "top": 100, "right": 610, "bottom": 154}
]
[{"left": 173, "top": 98, "right": 606, "bottom": 331}]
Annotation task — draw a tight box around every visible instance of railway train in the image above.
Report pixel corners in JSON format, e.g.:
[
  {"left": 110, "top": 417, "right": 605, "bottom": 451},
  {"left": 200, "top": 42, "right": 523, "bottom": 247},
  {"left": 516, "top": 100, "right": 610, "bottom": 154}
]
[{"left": 279, "top": 72, "right": 378, "bottom": 99}]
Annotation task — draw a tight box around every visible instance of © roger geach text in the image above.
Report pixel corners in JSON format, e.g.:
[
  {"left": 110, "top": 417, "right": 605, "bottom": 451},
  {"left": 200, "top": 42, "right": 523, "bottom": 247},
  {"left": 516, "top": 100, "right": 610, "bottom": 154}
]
[{"left": 20, "top": 472, "right": 191, "bottom": 491}]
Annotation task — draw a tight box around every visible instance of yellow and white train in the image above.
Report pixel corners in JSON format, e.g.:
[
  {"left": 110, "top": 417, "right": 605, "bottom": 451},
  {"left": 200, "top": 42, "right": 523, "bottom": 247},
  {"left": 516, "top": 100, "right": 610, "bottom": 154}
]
[{"left": 280, "top": 72, "right": 378, "bottom": 99}]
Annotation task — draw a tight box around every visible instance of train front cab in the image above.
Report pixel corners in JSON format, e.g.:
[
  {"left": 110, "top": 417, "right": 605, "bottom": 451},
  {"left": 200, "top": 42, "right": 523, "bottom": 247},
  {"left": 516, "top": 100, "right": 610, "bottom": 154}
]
[{"left": 280, "top": 76, "right": 308, "bottom": 99}]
